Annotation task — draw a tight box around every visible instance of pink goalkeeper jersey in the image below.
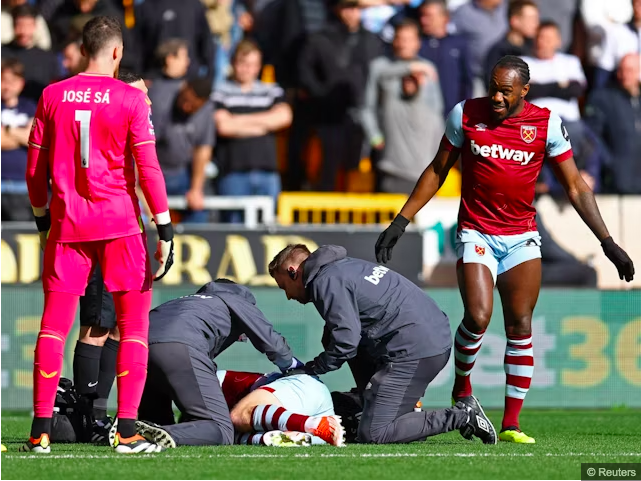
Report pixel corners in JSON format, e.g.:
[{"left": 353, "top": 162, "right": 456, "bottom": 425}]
[{"left": 27, "top": 73, "right": 164, "bottom": 242}]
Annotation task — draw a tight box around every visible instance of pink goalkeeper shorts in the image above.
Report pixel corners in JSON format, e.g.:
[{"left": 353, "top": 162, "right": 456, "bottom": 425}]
[{"left": 42, "top": 233, "right": 152, "bottom": 295}]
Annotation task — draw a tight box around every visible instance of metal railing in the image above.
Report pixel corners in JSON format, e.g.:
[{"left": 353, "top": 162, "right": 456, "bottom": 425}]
[{"left": 167, "top": 196, "right": 275, "bottom": 228}]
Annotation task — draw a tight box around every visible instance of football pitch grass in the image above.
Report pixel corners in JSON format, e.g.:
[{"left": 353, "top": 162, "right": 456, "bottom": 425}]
[{"left": 2, "top": 410, "right": 640, "bottom": 480}]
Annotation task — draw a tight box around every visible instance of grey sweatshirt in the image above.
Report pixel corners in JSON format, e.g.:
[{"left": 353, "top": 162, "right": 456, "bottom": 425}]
[
  {"left": 360, "top": 56, "right": 445, "bottom": 182},
  {"left": 148, "top": 281, "right": 294, "bottom": 371},
  {"left": 303, "top": 245, "right": 452, "bottom": 375}
]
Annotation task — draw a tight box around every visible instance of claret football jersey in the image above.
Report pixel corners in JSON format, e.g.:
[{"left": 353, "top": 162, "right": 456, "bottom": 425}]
[{"left": 442, "top": 97, "right": 573, "bottom": 235}]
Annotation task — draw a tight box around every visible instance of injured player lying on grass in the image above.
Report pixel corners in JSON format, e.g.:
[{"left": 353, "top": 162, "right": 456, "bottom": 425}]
[
  {"left": 135, "top": 369, "right": 345, "bottom": 447},
  {"left": 124, "top": 279, "right": 345, "bottom": 449}
]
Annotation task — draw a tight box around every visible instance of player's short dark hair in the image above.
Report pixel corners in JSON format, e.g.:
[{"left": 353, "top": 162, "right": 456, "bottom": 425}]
[
  {"left": 186, "top": 77, "right": 213, "bottom": 100},
  {"left": 492, "top": 55, "right": 530, "bottom": 85},
  {"left": 394, "top": 18, "right": 420, "bottom": 34},
  {"left": 268, "top": 244, "right": 312, "bottom": 277},
  {"left": 117, "top": 70, "right": 143, "bottom": 84},
  {"left": 508, "top": 0, "right": 538, "bottom": 19},
  {"left": 155, "top": 38, "right": 188, "bottom": 64},
  {"left": 1, "top": 58, "right": 25, "bottom": 78},
  {"left": 11, "top": 4, "right": 38, "bottom": 21},
  {"left": 538, "top": 20, "right": 560, "bottom": 33},
  {"left": 82, "top": 15, "right": 123, "bottom": 58}
]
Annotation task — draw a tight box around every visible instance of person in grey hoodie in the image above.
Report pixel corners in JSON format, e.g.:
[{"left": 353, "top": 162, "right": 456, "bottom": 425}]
[
  {"left": 269, "top": 244, "right": 498, "bottom": 445},
  {"left": 130, "top": 279, "right": 301, "bottom": 448},
  {"left": 361, "top": 19, "right": 445, "bottom": 194}
]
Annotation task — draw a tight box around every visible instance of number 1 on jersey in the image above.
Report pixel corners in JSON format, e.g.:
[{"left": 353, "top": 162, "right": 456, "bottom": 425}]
[{"left": 75, "top": 110, "right": 91, "bottom": 169}]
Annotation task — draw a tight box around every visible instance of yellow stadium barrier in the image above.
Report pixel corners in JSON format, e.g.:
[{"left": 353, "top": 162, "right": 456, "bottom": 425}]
[
  {"left": 437, "top": 167, "right": 461, "bottom": 197},
  {"left": 278, "top": 193, "right": 409, "bottom": 225}
]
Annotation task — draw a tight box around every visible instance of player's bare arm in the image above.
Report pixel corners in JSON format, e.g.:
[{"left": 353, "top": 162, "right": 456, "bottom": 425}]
[
  {"left": 551, "top": 157, "right": 635, "bottom": 281},
  {"left": 400, "top": 146, "right": 460, "bottom": 220},
  {"left": 374, "top": 146, "right": 458, "bottom": 263}
]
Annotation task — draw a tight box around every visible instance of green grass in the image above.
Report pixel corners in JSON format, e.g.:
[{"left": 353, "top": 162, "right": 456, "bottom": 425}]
[{"left": 2, "top": 410, "right": 640, "bottom": 479}]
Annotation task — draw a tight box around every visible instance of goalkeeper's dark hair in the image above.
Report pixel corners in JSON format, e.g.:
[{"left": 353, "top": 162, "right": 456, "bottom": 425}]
[
  {"left": 82, "top": 16, "right": 122, "bottom": 58},
  {"left": 268, "top": 244, "right": 311, "bottom": 277},
  {"left": 492, "top": 55, "right": 530, "bottom": 85},
  {"left": 118, "top": 70, "right": 143, "bottom": 84}
]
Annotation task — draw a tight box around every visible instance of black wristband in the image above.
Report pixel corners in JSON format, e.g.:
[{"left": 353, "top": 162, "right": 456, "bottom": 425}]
[
  {"left": 156, "top": 223, "right": 174, "bottom": 242},
  {"left": 34, "top": 210, "right": 51, "bottom": 233},
  {"left": 392, "top": 214, "right": 410, "bottom": 230}
]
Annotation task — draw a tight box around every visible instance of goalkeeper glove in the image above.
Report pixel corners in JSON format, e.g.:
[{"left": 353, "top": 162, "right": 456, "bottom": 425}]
[
  {"left": 154, "top": 220, "right": 174, "bottom": 281},
  {"left": 32, "top": 207, "right": 51, "bottom": 252}
]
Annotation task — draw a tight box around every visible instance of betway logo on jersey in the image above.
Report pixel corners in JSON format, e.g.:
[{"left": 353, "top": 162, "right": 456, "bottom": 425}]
[
  {"left": 365, "top": 266, "right": 389, "bottom": 285},
  {"left": 470, "top": 140, "right": 535, "bottom": 166}
]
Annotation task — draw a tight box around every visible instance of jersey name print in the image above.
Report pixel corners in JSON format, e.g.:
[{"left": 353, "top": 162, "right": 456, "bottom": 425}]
[{"left": 28, "top": 73, "right": 156, "bottom": 242}]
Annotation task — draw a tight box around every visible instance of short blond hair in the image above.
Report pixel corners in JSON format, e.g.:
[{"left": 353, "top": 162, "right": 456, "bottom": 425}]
[{"left": 268, "top": 244, "right": 311, "bottom": 277}]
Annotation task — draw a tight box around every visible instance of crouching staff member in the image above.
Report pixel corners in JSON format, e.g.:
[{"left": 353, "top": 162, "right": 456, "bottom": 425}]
[
  {"left": 270, "top": 244, "right": 498, "bottom": 445},
  {"left": 130, "top": 279, "right": 302, "bottom": 447}
]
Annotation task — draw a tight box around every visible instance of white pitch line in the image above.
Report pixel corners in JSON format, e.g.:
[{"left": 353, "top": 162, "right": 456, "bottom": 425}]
[{"left": 3, "top": 452, "right": 641, "bottom": 460}]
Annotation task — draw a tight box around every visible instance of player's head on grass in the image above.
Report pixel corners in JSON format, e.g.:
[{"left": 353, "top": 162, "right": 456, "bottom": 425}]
[
  {"left": 269, "top": 244, "right": 312, "bottom": 304},
  {"left": 488, "top": 55, "right": 530, "bottom": 122},
  {"left": 81, "top": 15, "right": 123, "bottom": 78}
]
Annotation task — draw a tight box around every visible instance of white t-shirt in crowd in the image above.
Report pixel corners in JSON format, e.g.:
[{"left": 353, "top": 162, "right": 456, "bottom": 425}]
[
  {"left": 521, "top": 53, "right": 587, "bottom": 122},
  {"left": 592, "top": 22, "right": 641, "bottom": 79}
]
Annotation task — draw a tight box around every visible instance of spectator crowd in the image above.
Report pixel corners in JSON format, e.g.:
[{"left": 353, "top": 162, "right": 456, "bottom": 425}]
[{"left": 2, "top": 0, "right": 641, "bottom": 225}]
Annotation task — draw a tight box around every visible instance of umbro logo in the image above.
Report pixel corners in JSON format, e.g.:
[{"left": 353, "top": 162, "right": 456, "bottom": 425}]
[
  {"left": 476, "top": 416, "right": 490, "bottom": 432},
  {"left": 475, "top": 123, "right": 487, "bottom": 131}
]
